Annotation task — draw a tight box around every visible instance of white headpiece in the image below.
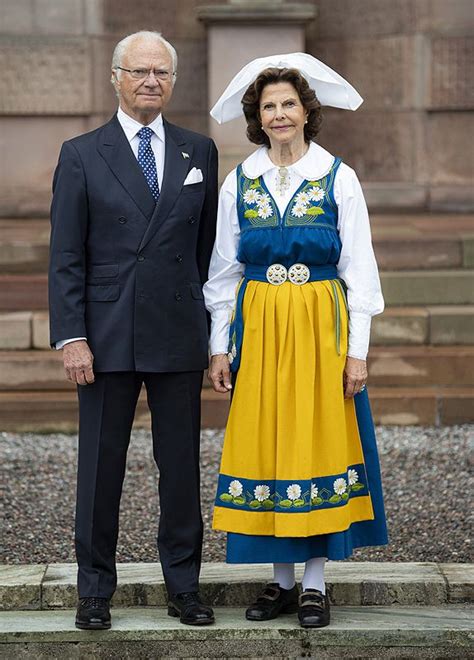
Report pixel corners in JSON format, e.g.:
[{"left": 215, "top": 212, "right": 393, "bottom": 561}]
[{"left": 210, "top": 52, "right": 363, "bottom": 124}]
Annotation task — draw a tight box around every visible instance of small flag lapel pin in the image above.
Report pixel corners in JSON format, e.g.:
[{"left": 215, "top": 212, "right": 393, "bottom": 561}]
[{"left": 182, "top": 152, "right": 190, "bottom": 159}]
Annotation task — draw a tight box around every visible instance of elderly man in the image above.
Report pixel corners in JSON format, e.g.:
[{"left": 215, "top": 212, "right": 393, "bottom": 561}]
[{"left": 49, "top": 31, "right": 217, "bottom": 629}]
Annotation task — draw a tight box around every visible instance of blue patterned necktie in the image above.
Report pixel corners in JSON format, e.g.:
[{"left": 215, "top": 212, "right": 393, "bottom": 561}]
[{"left": 137, "top": 126, "right": 160, "bottom": 201}]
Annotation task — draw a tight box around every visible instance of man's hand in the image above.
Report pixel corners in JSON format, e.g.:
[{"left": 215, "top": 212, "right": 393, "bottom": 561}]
[
  {"left": 63, "top": 340, "right": 95, "bottom": 385},
  {"left": 208, "top": 354, "right": 232, "bottom": 394},
  {"left": 343, "top": 356, "right": 367, "bottom": 399}
]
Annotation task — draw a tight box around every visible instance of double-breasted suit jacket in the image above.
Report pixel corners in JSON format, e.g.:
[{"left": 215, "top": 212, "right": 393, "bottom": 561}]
[{"left": 49, "top": 114, "right": 218, "bottom": 372}]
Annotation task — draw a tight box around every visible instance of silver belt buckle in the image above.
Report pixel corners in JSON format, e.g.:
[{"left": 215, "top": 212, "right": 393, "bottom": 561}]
[
  {"left": 266, "top": 263, "right": 287, "bottom": 285},
  {"left": 288, "top": 263, "right": 310, "bottom": 285}
]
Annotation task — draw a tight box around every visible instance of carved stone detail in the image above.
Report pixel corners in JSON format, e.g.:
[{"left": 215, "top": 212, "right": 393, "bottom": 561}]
[
  {"left": 0, "top": 37, "right": 92, "bottom": 114},
  {"left": 430, "top": 36, "right": 474, "bottom": 110}
]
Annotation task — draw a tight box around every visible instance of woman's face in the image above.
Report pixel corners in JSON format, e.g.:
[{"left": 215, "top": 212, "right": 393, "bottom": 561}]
[{"left": 259, "top": 82, "right": 307, "bottom": 149}]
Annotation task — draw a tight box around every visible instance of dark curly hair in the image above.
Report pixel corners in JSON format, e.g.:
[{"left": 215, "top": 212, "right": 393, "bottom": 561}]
[{"left": 242, "top": 68, "right": 323, "bottom": 147}]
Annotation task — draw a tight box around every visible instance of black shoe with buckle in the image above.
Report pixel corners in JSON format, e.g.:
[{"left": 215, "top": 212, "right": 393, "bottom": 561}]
[
  {"left": 298, "top": 588, "right": 330, "bottom": 628},
  {"left": 245, "top": 583, "right": 299, "bottom": 621},
  {"left": 167, "top": 592, "right": 215, "bottom": 625},
  {"left": 75, "top": 597, "right": 111, "bottom": 630}
]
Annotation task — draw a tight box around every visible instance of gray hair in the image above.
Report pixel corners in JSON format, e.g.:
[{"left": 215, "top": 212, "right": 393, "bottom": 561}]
[{"left": 111, "top": 31, "right": 178, "bottom": 82}]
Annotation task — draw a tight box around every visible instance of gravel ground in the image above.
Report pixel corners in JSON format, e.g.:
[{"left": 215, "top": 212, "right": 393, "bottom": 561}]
[{"left": 1, "top": 426, "right": 472, "bottom": 565}]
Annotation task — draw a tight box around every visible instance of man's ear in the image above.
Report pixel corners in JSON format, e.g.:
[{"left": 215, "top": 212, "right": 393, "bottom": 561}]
[{"left": 111, "top": 69, "right": 120, "bottom": 89}]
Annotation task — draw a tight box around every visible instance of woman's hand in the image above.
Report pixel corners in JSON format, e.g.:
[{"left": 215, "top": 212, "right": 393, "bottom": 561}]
[
  {"left": 208, "top": 354, "right": 233, "bottom": 394},
  {"left": 343, "top": 356, "right": 367, "bottom": 398}
]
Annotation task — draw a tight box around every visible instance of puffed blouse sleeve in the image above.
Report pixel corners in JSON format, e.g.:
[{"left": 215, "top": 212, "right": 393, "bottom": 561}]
[
  {"left": 334, "top": 163, "right": 384, "bottom": 360},
  {"left": 203, "top": 170, "right": 244, "bottom": 356}
]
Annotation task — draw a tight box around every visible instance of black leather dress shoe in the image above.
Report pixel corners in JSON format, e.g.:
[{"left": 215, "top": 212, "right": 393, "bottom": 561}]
[
  {"left": 245, "top": 583, "right": 299, "bottom": 621},
  {"left": 75, "top": 597, "right": 111, "bottom": 630},
  {"left": 298, "top": 589, "right": 330, "bottom": 628},
  {"left": 167, "top": 592, "right": 215, "bottom": 625}
]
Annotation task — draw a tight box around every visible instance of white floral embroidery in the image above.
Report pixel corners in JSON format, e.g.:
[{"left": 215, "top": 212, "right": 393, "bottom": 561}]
[
  {"left": 348, "top": 469, "right": 359, "bottom": 486},
  {"left": 243, "top": 189, "right": 261, "bottom": 204},
  {"left": 311, "top": 483, "right": 319, "bottom": 499},
  {"left": 291, "top": 202, "right": 308, "bottom": 218},
  {"left": 227, "top": 351, "right": 234, "bottom": 364},
  {"left": 256, "top": 192, "right": 271, "bottom": 207},
  {"left": 295, "top": 191, "right": 311, "bottom": 205},
  {"left": 231, "top": 344, "right": 237, "bottom": 358},
  {"left": 254, "top": 484, "right": 271, "bottom": 502},
  {"left": 257, "top": 202, "right": 273, "bottom": 219},
  {"left": 286, "top": 483, "right": 302, "bottom": 501},
  {"left": 333, "top": 477, "right": 347, "bottom": 495},
  {"left": 308, "top": 186, "right": 325, "bottom": 201},
  {"left": 228, "top": 480, "right": 243, "bottom": 497}
]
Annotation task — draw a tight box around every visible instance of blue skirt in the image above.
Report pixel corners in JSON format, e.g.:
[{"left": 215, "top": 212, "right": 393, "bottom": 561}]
[{"left": 226, "top": 389, "right": 388, "bottom": 563}]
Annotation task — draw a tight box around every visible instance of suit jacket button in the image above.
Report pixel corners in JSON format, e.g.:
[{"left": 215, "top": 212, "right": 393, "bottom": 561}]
[
  {"left": 175, "top": 254, "right": 183, "bottom": 263},
  {"left": 118, "top": 216, "right": 127, "bottom": 224},
  {"left": 137, "top": 255, "right": 145, "bottom": 262},
  {"left": 188, "top": 216, "right": 196, "bottom": 224},
  {"left": 175, "top": 292, "right": 182, "bottom": 301}
]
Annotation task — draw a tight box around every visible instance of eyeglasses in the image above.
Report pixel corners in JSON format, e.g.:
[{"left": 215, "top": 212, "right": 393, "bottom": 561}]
[{"left": 115, "top": 66, "right": 175, "bottom": 81}]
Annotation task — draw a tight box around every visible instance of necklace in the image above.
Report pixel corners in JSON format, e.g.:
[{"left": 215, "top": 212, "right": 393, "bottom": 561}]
[
  {"left": 275, "top": 166, "right": 291, "bottom": 197},
  {"left": 271, "top": 144, "right": 309, "bottom": 196}
]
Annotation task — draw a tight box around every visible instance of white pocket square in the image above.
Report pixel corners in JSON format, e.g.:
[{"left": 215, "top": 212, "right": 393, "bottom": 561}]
[{"left": 183, "top": 167, "right": 203, "bottom": 185}]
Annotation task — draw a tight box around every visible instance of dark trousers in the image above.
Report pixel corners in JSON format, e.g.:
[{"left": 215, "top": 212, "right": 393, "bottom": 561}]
[{"left": 75, "top": 371, "right": 204, "bottom": 598}]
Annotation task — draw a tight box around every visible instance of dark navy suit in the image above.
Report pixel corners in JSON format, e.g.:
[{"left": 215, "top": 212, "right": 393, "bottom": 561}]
[{"left": 49, "top": 114, "right": 218, "bottom": 598}]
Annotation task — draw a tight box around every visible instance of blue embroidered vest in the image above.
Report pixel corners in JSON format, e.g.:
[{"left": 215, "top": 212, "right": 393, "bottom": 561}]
[{"left": 235, "top": 157, "right": 343, "bottom": 268}]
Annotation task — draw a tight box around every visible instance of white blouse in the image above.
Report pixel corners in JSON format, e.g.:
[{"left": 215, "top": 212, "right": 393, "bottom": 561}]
[{"left": 203, "top": 142, "right": 384, "bottom": 361}]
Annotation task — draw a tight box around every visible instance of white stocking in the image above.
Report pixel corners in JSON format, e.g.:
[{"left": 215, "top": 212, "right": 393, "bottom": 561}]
[
  {"left": 273, "top": 563, "right": 296, "bottom": 590},
  {"left": 302, "top": 557, "right": 326, "bottom": 594}
]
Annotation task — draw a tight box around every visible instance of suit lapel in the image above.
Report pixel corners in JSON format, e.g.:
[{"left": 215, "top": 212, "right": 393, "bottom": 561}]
[
  {"left": 138, "top": 120, "right": 193, "bottom": 251},
  {"left": 97, "top": 115, "right": 156, "bottom": 221}
]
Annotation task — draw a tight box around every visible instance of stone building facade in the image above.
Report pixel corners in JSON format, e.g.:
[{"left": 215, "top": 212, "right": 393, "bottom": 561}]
[{"left": 0, "top": 0, "right": 473, "bottom": 216}]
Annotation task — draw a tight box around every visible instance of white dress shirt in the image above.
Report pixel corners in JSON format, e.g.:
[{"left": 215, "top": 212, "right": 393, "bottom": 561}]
[
  {"left": 55, "top": 107, "right": 165, "bottom": 350},
  {"left": 116, "top": 106, "right": 166, "bottom": 188},
  {"left": 203, "top": 142, "right": 384, "bottom": 361}
]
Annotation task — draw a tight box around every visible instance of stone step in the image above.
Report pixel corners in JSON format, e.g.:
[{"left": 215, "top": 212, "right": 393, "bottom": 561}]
[
  {"left": 0, "top": 606, "right": 472, "bottom": 658},
  {"left": 2, "top": 307, "right": 472, "bottom": 350},
  {"left": 0, "top": 389, "right": 230, "bottom": 432},
  {"left": 371, "top": 306, "right": 474, "bottom": 346},
  {"left": 0, "top": 219, "right": 50, "bottom": 273},
  {"left": 1, "top": 347, "right": 472, "bottom": 392},
  {"left": 1, "top": 216, "right": 473, "bottom": 273},
  {"left": 368, "top": 346, "right": 474, "bottom": 387},
  {"left": 1, "top": 562, "right": 472, "bottom": 611},
  {"left": 0, "top": 386, "right": 472, "bottom": 431},
  {"left": 370, "top": 213, "right": 474, "bottom": 234},
  {"left": 0, "top": 275, "right": 48, "bottom": 311},
  {"left": 1, "top": 271, "right": 472, "bottom": 313},
  {"left": 381, "top": 270, "right": 474, "bottom": 306},
  {"left": 368, "top": 386, "right": 474, "bottom": 425}
]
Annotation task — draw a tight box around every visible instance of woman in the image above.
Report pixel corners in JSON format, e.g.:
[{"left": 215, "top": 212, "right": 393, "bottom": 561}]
[{"left": 203, "top": 53, "right": 388, "bottom": 629}]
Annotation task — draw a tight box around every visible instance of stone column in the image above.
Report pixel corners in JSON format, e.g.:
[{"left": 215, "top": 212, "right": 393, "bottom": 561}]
[{"left": 197, "top": 0, "right": 316, "bottom": 177}]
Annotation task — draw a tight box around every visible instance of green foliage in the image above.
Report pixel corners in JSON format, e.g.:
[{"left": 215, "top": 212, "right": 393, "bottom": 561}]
[
  {"left": 306, "top": 206, "right": 324, "bottom": 216},
  {"left": 244, "top": 209, "right": 259, "bottom": 218}
]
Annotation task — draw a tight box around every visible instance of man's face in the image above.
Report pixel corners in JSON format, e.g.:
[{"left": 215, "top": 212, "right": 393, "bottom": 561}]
[{"left": 113, "top": 38, "right": 174, "bottom": 124}]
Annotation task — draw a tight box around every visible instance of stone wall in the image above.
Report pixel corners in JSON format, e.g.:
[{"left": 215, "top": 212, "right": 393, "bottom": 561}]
[
  {"left": 303, "top": 0, "right": 474, "bottom": 210},
  {"left": 0, "top": 0, "right": 217, "bottom": 217},
  {"left": 0, "top": 0, "right": 472, "bottom": 215}
]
